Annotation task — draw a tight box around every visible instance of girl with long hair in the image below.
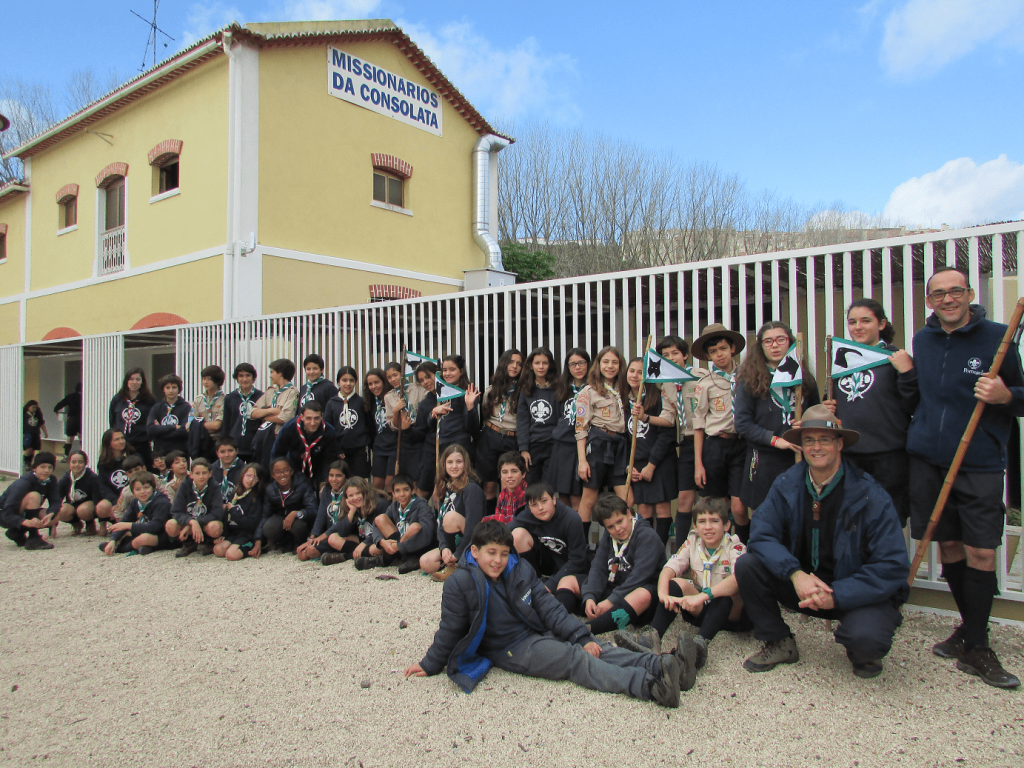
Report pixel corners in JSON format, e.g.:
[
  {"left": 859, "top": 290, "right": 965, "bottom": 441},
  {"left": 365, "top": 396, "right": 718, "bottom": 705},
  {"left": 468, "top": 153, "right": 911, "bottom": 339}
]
[
  {"left": 419, "top": 444, "right": 485, "bottom": 581},
  {"left": 363, "top": 367, "right": 395, "bottom": 492},
  {"left": 214, "top": 463, "right": 266, "bottom": 560},
  {"left": 546, "top": 348, "right": 592, "bottom": 509},
  {"left": 516, "top": 347, "right": 560, "bottom": 485},
  {"left": 320, "top": 477, "right": 380, "bottom": 565},
  {"left": 475, "top": 349, "right": 524, "bottom": 506},
  {"left": 109, "top": 367, "right": 155, "bottom": 468},
  {"left": 384, "top": 361, "right": 429, "bottom": 493},
  {"left": 410, "top": 361, "right": 440, "bottom": 498},
  {"left": 96, "top": 429, "right": 134, "bottom": 521},
  {"left": 53, "top": 450, "right": 106, "bottom": 537}
]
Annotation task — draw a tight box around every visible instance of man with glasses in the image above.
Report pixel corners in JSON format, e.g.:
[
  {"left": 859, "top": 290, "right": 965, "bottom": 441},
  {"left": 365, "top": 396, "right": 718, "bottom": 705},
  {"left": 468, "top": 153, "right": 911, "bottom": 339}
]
[
  {"left": 734, "top": 405, "right": 909, "bottom": 678},
  {"left": 907, "top": 266, "right": 1023, "bottom": 689}
]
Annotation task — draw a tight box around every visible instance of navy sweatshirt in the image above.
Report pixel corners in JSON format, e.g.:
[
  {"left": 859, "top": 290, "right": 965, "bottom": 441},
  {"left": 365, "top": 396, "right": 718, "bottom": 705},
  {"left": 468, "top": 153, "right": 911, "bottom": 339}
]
[
  {"left": 147, "top": 398, "right": 192, "bottom": 453},
  {"left": 907, "top": 306, "right": 1024, "bottom": 472},
  {"left": 113, "top": 493, "right": 171, "bottom": 541},
  {"left": 311, "top": 488, "right": 347, "bottom": 537},
  {"left": 833, "top": 342, "right": 918, "bottom": 456},
  {"left": 581, "top": 516, "right": 667, "bottom": 606},
  {"left": 225, "top": 491, "right": 266, "bottom": 542},
  {"left": 370, "top": 496, "right": 436, "bottom": 556},
  {"left": 516, "top": 384, "right": 559, "bottom": 451},
  {"left": 0, "top": 472, "right": 62, "bottom": 527},
  {"left": 368, "top": 395, "right": 397, "bottom": 455},
  {"left": 324, "top": 393, "right": 371, "bottom": 452},
  {"left": 170, "top": 478, "right": 225, "bottom": 526},
  {"left": 734, "top": 375, "right": 821, "bottom": 451},
  {"left": 221, "top": 387, "right": 264, "bottom": 457},
  {"left": 212, "top": 458, "right": 245, "bottom": 500},
  {"left": 262, "top": 474, "right": 318, "bottom": 522},
  {"left": 109, "top": 394, "right": 156, "bottom": 446},
  {"left": 97, "top": 458, "right": 130, "bottom": 500},
  {"left": 270, "top": 419, "right": 339, "bottom": 488},
  {"left": 57, "top": 469, "right": 104, "bottom": 505},
  {"left": 551, "top": 385, "right": 586, "bottom": 444},
  {"left": 628, "top": 392, "right": 675, "bottom": 467},
  {"left": 510, "top": 499, "right": 590, "bottom": 589},
  {"left": 438, "top": 481, "right": 486, "bottom": 560},
  {"left": 297, "top": 378, "right": 339, "bottom": 412},
  {"left": 54, "top": 391, "right": 82, "bottom": 421},
  {"left": 427, "top": 396, "right": 480, "bottom": 446}
]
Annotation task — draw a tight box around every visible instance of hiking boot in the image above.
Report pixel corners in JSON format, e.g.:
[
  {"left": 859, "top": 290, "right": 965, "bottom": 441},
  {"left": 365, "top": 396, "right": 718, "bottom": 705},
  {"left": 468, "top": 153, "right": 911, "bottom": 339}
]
[
  {"left": 693, "top": 636, "right": 709, "bottom": 671},
  {"left": 175, "top": 540, "right": 198, "bottom": 558},
  {"left": 614, "top": 627, "right": 661, "bottom": 655},
  {"left": 321, "top": 552, "right": 352, "bottom": 566},
  {"left": 646, "top": 654, "right": 680, "bottom": 708},
  {"left": 932, "top": 625, "right": 967, "bottom": 661},
  {"left": 355, "top": 555, "right": 385, "bottom": 571},
  {"left": 431, "top": 564, "right": 458, "bottom": 583},
  {"left": 397, "top": 558, "right": 421, "bottom": 575},
  {"left": 197, "top": 542, "right": 215, "bottom": 556},
  {"left": 137, "top": 546, "right": 155, "bottom": 556},
  {"left": 743, "top": 636, "right": 799, "bottom": 673},
  {"left": 25, "top": 536, "right": 54, "bottom": 551},
  {"left": 84, "top": 519, "right": 97, "bottom": 536},
  {"left": 956, "top": 646, "right": 1021, "bottom": 689},
  {"left": 5, "top": 528, "right": 26, "bottom": 547},
  {"left": 674, "top": 634, "right": 698, "bottom": 691},
  {"left": 851, "top": 659, "right": 883, "bottom": 679}
]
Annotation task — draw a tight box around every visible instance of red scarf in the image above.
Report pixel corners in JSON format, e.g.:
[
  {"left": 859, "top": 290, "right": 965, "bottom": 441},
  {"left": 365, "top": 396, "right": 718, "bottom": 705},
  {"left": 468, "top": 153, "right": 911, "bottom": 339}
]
[
  {"left": 487, "top": 481, "right": 527, "bottom": 525},
  {"left": 297, "top": 419, "right": 322, "bottom": 477}
]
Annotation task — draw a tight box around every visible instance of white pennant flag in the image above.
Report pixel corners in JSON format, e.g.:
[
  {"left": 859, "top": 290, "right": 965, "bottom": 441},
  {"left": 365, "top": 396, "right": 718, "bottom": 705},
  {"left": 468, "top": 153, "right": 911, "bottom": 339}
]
[
  {"left": 770, "top": 343, "right": 803, "bottom": 389},
  {"left": 830, "top": 337, "right": 892, "bottom": 378},
  {"left": 434, "top": 373, "right": 466, "bottom": 403},
  {"left": 403, "top": 351, "right": 438, "bottom": 378},
  {"left": 642, "top": 349, "right": 699, "bottom": 383}
]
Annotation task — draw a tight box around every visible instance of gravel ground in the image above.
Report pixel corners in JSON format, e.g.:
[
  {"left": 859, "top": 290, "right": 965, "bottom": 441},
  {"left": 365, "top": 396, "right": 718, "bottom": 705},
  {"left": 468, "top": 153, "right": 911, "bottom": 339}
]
[{"left": 0, "top": 533, "right": 1022, "bottom": 768}]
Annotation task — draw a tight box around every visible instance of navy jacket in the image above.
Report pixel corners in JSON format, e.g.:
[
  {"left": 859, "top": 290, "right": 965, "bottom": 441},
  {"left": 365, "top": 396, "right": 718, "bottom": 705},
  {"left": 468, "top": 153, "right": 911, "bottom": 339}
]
[
  {"left": 170, "top": 478, "right": 225, "bottom": 526},
  {"left": 57, "top": 469, "right": 104, "bottom": 505},
  {"left": 907, "top": 306, "right": 1024, "bottom": 472},
  {"left": 109, "top": 394, "right": 155, "bottom": 445},
  {"left": 297, "top": 378, "right": 339, "bottom": 412},
  {"left": 263, "top": 474, "right": 318, "bottom": 522},
  {"left": 369, "top": 496, "right": 436, "bottom": 557},
  {"left": 419, "top": 551, "right": 595, "bottom": 692},
  {"left": 113, "top": 493, "right": 172, "bottom": 540},
  {"left": 323, "top": 394, "right": 371, "bottom": 452},
  {"left": 270, "top": 419, "right": 339, "bottom": 488},
  {"left": 748, "top": 458, "right": 910, "bottom": 611},
  {"left": 510, "top": 499, "right": 590, "bottom": 589},
  {"left": 222, "top": 388, "right": 264, "bottom": 457},
  {"left": 311, "top": 489, "right": 347, "bottom": 538},
  {"left": 0, "top": 472, "right": 62, "bottom": 528},
  {"left": 225, "top": 491, "right": 267, "bottom": 542},
  {"left": 147, "top": 398, "right": 192, "bottom": 453}
]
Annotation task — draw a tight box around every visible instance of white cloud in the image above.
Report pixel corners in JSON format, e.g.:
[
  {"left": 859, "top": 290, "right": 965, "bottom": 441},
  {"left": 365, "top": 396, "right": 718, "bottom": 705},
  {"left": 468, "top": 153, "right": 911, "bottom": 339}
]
[
  {"left": 880, "top": 0, "right": 1024, "bottom": 78},
  {"left": 398, "top": 20, "right": 578, "bottom": 122},
  {"left": 882, "top": 155, "right": 1024, "bottom": 227},
  {"left": 274, "top": 1, "right": 384, "bottom": 21},
  {"left": 180, "top": 3, "right": 245, "bottom": 49}
]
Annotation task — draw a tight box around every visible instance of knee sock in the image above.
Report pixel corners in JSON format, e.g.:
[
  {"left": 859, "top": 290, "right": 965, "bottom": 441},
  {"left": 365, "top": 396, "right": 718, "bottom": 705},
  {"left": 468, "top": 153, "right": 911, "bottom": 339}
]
[
  {"left": 485, "top": 496, "right": 498, "bottom": 518},
  {"left": 734, "top": 523, "right": 751, "bottom": 545},
  {"left": 655, "top": 517, "right": 671, "bottom": 545},
  {"left": 697, "top": 596, "right": 735, "bottom": 643},
  {"left": 650, "top": 581, "right": 685, "bottom": 637},
  {"left": 339, "top": 539, "right": 358, "bottom": 556},
  {"left": 588, "top": 602, "right": 639, "bottom": 635},
  {"left": 63, "top": 443, "right": 71, "bottom": 458},
  {"left": 960, "top": 567, "right": 998, "bottom": 650},
  {"left": 674, "top": 512, "right": 691, "bottom": 544},
  {"left": 940, "top": 559, "right": 968, "bottom": 617},
  {"left": 554, "top": 588, "right": 580, "bottom": 614}
]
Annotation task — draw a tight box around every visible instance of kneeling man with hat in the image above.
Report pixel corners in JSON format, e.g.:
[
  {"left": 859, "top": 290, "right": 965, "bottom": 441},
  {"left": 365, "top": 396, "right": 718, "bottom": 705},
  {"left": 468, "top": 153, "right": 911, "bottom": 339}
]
[{"left": 734, "top": 405, "right": 909, "bottom": 678}]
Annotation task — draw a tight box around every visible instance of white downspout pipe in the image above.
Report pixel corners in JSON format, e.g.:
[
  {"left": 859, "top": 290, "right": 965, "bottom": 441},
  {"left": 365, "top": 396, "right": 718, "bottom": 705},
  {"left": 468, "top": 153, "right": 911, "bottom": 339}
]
[{"left": 473, "top": 134, "right": 509, "bottom": 270}]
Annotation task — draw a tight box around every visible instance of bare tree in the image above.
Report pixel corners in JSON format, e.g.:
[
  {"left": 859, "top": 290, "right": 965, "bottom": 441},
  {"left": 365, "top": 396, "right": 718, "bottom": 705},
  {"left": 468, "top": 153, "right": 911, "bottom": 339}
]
[
  {"left": 65, "top": 68, "right": 123, "bottom": 114},
  {"left": 0, "top": 78, "right": 61, "bottom": 184}
]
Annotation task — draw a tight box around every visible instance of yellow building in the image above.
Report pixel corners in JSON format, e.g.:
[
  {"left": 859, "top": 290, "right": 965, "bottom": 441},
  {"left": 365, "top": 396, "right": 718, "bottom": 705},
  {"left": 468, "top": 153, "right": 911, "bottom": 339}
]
[{"left": 0, "top": 19, "right": 512, "bottom": 350}]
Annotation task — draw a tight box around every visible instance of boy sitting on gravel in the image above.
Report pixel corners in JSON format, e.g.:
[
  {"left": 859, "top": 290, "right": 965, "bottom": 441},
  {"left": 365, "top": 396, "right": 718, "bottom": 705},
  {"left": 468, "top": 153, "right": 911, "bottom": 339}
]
[
  {"left": 614, "top": 496, "right": 751, "bottom": 672},
  {"left": 354, "top": 474, "right": 435, "bottom": 572},
  {"left": 510, "top": 482, "right": 590, "bottom": 611},
  {"left": 1, "top": 452, "right": 60, "bottom": 550},
  {"left": 167, "top": 458, "right": 224, "bottom": 557},
  {"left": 581, "top": 494, "right": 666, "bottom": 635},
  {"left": 102, "top": 472, "right": 173, "bottom": 556},
  {"left": 405, "top": 520, "right": 696, "bottom": 707}
]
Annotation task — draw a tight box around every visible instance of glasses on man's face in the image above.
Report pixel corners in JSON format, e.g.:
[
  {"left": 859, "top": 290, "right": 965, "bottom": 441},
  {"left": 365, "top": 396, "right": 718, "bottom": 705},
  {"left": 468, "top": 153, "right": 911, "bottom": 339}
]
[
  {"left": 801, "top": 436, "right": 836, "bottom": 448},
  {"left": 927, "top": 286, "right": 968, "bottom": 303},
  {"left": 761, "top": 337, "right": 789, "bottom": 348}
]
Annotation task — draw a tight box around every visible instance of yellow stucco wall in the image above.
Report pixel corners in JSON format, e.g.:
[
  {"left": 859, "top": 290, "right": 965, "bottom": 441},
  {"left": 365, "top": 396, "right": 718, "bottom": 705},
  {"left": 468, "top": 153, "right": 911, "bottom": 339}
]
[
  {"left": 258, "top": 42, "right": 484, "bottom": 279},
  {"left": 0, "top": 303, "right": 20, "bottom": 346},
  {"left": 0, "top": 193, "right": 26, "bottom": 300},
  {"left": 25, "top": 56, "right": 229, "bottom": 292},
  {"left": 261, "top": 255, "right": 455, "bottom": 314},
  {"left": 24, "top": 257, "right": 223, "bottom": 341}
]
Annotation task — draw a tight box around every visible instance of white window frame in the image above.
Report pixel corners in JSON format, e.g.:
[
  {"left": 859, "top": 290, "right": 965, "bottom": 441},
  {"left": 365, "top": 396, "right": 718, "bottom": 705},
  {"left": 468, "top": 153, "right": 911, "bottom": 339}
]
[{"left": 94, "top": 176, "right": 130, "bottom": 277}]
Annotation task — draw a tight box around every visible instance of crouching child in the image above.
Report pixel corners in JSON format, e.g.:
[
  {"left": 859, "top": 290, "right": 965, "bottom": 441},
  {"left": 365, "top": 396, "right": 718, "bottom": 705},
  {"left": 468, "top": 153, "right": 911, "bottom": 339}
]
[
  {"left": 354, "top": 474, "right": 435, "bottom": 572},
  {"left": 405, "top": 520, "right": 696, "bottom": 706},
  {"left": 101, "top": 472, "right": 172, "bottom": 555},
  {"left": 214, "top": 463, "right": 266, "bottom": 561},
  {"left": 580, "top": 494, "right": 667, "bottom": 634},
  {"left": 615, "top": 496, "right": 751, "bottom": 671},
  {"left": 166, "top": 458, "right": 225, "bottom": 557},
  {"left": 1, "top": 452, "right": 61, "bottom": 550}
]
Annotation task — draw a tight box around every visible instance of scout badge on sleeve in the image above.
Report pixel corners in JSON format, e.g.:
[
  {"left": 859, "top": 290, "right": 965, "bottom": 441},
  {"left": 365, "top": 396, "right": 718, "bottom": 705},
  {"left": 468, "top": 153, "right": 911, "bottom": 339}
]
[
  {"left": 434, "top": 374, "right": 466, "bottom": 403},
  {"left": 404, "top": 351, "right": 438, "bottom": 378}
]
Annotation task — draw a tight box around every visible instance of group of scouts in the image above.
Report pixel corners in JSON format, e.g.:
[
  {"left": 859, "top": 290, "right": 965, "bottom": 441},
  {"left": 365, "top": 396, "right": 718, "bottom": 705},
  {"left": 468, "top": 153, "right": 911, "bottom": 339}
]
[{"left": 4, "top": 266, "right": 1021, "bottom": 705}]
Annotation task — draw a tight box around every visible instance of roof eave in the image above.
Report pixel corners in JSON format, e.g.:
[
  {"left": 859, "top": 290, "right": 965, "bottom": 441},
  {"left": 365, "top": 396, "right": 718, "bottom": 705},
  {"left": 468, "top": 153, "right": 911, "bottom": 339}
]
[{"left": 0, "top": 182, "right": 30, "bottom": 202}]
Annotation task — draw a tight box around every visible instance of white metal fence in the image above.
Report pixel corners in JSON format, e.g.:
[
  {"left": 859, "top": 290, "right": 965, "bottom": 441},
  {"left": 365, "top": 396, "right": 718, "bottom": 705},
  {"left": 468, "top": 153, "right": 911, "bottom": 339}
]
[
  {"left": 81, "top": 334, "right": 124, "bottom": 471},
  {"left": 2, "top": 221, "right": 1022, "bottom": 603},
  {"left": 0, "top": 345, "right": 24, "bottom": 474}
]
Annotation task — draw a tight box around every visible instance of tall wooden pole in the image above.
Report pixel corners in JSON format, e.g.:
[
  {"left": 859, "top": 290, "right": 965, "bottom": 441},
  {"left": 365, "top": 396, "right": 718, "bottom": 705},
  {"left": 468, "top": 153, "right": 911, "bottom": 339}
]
[
  {"left": 908, "top": 297, "right": 1024, "bottom": 585},
  {"left": 825, "top": 335, "right": 834, "bottom": 402},
  {"left": 624, "top": 336, "right": 653, "bottom": 501}
]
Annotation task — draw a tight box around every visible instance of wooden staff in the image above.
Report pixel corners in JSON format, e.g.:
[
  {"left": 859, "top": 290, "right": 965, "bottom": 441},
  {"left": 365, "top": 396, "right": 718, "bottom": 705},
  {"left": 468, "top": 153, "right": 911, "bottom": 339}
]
[
  {"left": 908, "top": 296, "right": 1024, "bottom": 585},
  {"left": 624, "top": 336, "right": 653, "bottom": 500},
  {"left": 394, "top": 347, "right": 406, "bottom": 475},
  {"left": 825, "top": 335, "right": 834, "bottom": 402}
]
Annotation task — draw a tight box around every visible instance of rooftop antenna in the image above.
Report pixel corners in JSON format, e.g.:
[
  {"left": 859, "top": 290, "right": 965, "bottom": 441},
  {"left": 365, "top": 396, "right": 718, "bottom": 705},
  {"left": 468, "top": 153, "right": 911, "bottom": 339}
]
[{"left": 131, "top": 0, "right": 176, "bottom": 71}]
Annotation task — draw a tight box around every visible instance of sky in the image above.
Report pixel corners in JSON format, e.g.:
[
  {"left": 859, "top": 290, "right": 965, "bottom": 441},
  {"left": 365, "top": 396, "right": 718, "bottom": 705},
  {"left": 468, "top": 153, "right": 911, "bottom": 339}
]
[{"left": 3, "top": 0, "right": 1023, "bottom": 229}]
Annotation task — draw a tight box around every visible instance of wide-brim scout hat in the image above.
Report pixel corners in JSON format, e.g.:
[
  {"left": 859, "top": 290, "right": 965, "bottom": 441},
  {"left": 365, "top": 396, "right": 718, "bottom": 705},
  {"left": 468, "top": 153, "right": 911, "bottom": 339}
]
[
  {"left": 782, "top": 404, "right": 860, "bottom": 448},
  {"left": 692, "top": 323, "right": 746, "bottom": 361}
]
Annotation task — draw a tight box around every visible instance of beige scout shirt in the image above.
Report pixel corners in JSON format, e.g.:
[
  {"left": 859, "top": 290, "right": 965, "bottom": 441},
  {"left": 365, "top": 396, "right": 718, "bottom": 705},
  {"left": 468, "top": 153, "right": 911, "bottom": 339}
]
[
  {"left": 481, "top": 384, "right": 519, "bottom": 432},
  {"left": 255, "top": 383, "right": 298, "bottom": 436},
  {"left": 659, "top": 380, "right": 700, "bottom": 438},
  {"left": 665, "top": 530, "right": 746, "bottom": 590},
  {"left": 384, "top": 381, "right": 429, "bottom": 426},
  {"left": 692, "top": 367, "right": 738, "bottom": 436},
  {"left": 191, "top": 391, "right": 226, "bottom": 438},
  {"left": 574, "top": 384, "right": 626, "bottom": 441}
]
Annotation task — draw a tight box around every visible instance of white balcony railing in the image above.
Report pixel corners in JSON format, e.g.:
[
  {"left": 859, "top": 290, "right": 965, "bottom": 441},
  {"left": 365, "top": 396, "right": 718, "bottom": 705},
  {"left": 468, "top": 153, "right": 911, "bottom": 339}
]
[{"left": 99, "top": 225, "right": 126, "bottom": 275}]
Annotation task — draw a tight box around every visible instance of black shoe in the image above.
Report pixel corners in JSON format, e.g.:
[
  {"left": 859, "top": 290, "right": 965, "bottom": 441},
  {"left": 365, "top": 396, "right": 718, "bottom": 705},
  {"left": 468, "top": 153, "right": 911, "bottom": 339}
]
[
  {"left": 197, "top": 542, "right": 215, "bottom": 556},
  {"left": 5, "top": 528, "right": 26, "bottom": 547},
  {"left": 321, "top": 552, "right": 352, "bottom": 566},
  {"left": 175, "top": 540, "right": 198, "bottom": 558},
  {"left": 932, "top": 625, "right": 966, "bottom": 661},
  {"left": 355, "top": 555, "right": 384, "bottom": 570},
  {"left": 957, "top": 646, "right": 1021, "bottom": 689},
  {"left": 646, "top": 654, "right": 680, "bottom": 708},
  {"left": 673, "top": 634, "right": 698, "bottom": 691},
  {"left": 693, "top": 636, "right": 708, "bottom": 671},
  {"left": 851, "top": 659, "right": 883, "bottom": 679},
  {"left": 137, "top": 546, "right": 154, "bottom": 556},
  {"left": 397, "top": 558, "right": 421, "bottom": 575},
  {"left": 25, "top": 536, "right": 54, "bottom": 551}
]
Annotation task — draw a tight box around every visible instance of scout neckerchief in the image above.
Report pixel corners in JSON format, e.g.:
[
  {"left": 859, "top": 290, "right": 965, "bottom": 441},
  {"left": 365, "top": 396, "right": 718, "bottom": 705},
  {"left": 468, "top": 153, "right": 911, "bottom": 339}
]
[
  {"left": 603, "top": 381, "right": 623, "bottom": 423},
  {"left": 711, "top": 364, "right": 737, "bottom": 399},
  {"left": 674, "top": 375, "right": 693, "bottom": 433},
  {"left": 237, "top": 387, "right": 257, "bottom": 436},
  {"left": 375, "top": 396, "right": 388, "bottom": 434},
  {"left": 297, "top": 419, "right": 323, "bottom": 476},
  {"left": 804, "top": 464, "right": 845, "bottom": 572},
  {"left": 493, "top": 481, "right": 526, "bottom": 525},
  {"left": 696, "top": 538, "right": 726, "bottom": 591},
  {"left": 608, "top": 515, "right": 637, "bottom": 582},
  {"left": 270, "top": 382, "right": 293, "bottom": 409},
  {"left": 767, "top": 364, "right": 796, "bottom": 425},
  {"left": 230, "top": 486, "right": 251, "bottom": 505},
  {"left": 68, "top": 468, "right": 85, "bottom": 503},
  {"left": 497, "top": 382, "right": 517, "bottom": 422},
  {"left": 396, "top": 499, "right": 414, "bottom": 535},
  {"left": 218, "top": 458, "right": 241, "bottom": 497},
  {"left": 301, "top": 376, "right": 325, "bottom": 406},
  {"left": 568, "top": 381, "right": 584, "bottom": 423},
  {"left": 845, "top": 341, "right": 888, "bottom": 401},
  {"left": 326, "top": 490, "right": 344, "bottom": 526},
  {"left": 201, "top": 390, "right": 223, "bottom": 420},
  {"left": 123, "top": 396, "right": 142, "bottom": 436},
  {"left": 136, "top": 496, "right": 152, "bottom": 522},
  {"left": 438, "top": 487, "right": 458, "bottom": 525}
]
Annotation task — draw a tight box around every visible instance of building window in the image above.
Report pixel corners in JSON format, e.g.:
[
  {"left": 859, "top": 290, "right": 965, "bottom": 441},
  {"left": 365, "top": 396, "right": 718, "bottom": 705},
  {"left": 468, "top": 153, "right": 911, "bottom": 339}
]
[
  {"left": 59, "top": 197, "right": 77, "bottom": 229},
  {"left": 0, "top": 224, "right": 7, "bottom": 262},
  {"left": 105, "top": 177, "right": 126, "bottom": 230},
  {"left": 373, "top": 172, "right": 404, "bottom": 208},
  {"left": 96, "top": 162, "right": 129, "bottom": 275},
  {"left": 369, "top": 284, "right": 422, "bottom": 303},
  {"left": 158, "top": 160, "right": 179, "bottom": 194},
  {"left": 149, "top": 139, "right": 183, "bottom": 200}
]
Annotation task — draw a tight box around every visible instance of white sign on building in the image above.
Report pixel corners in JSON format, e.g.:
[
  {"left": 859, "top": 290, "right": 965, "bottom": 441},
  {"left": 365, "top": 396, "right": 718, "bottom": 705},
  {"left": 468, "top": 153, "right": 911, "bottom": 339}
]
[{"left": 327, "top": 46, "right": 443, "bottom": 137}]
